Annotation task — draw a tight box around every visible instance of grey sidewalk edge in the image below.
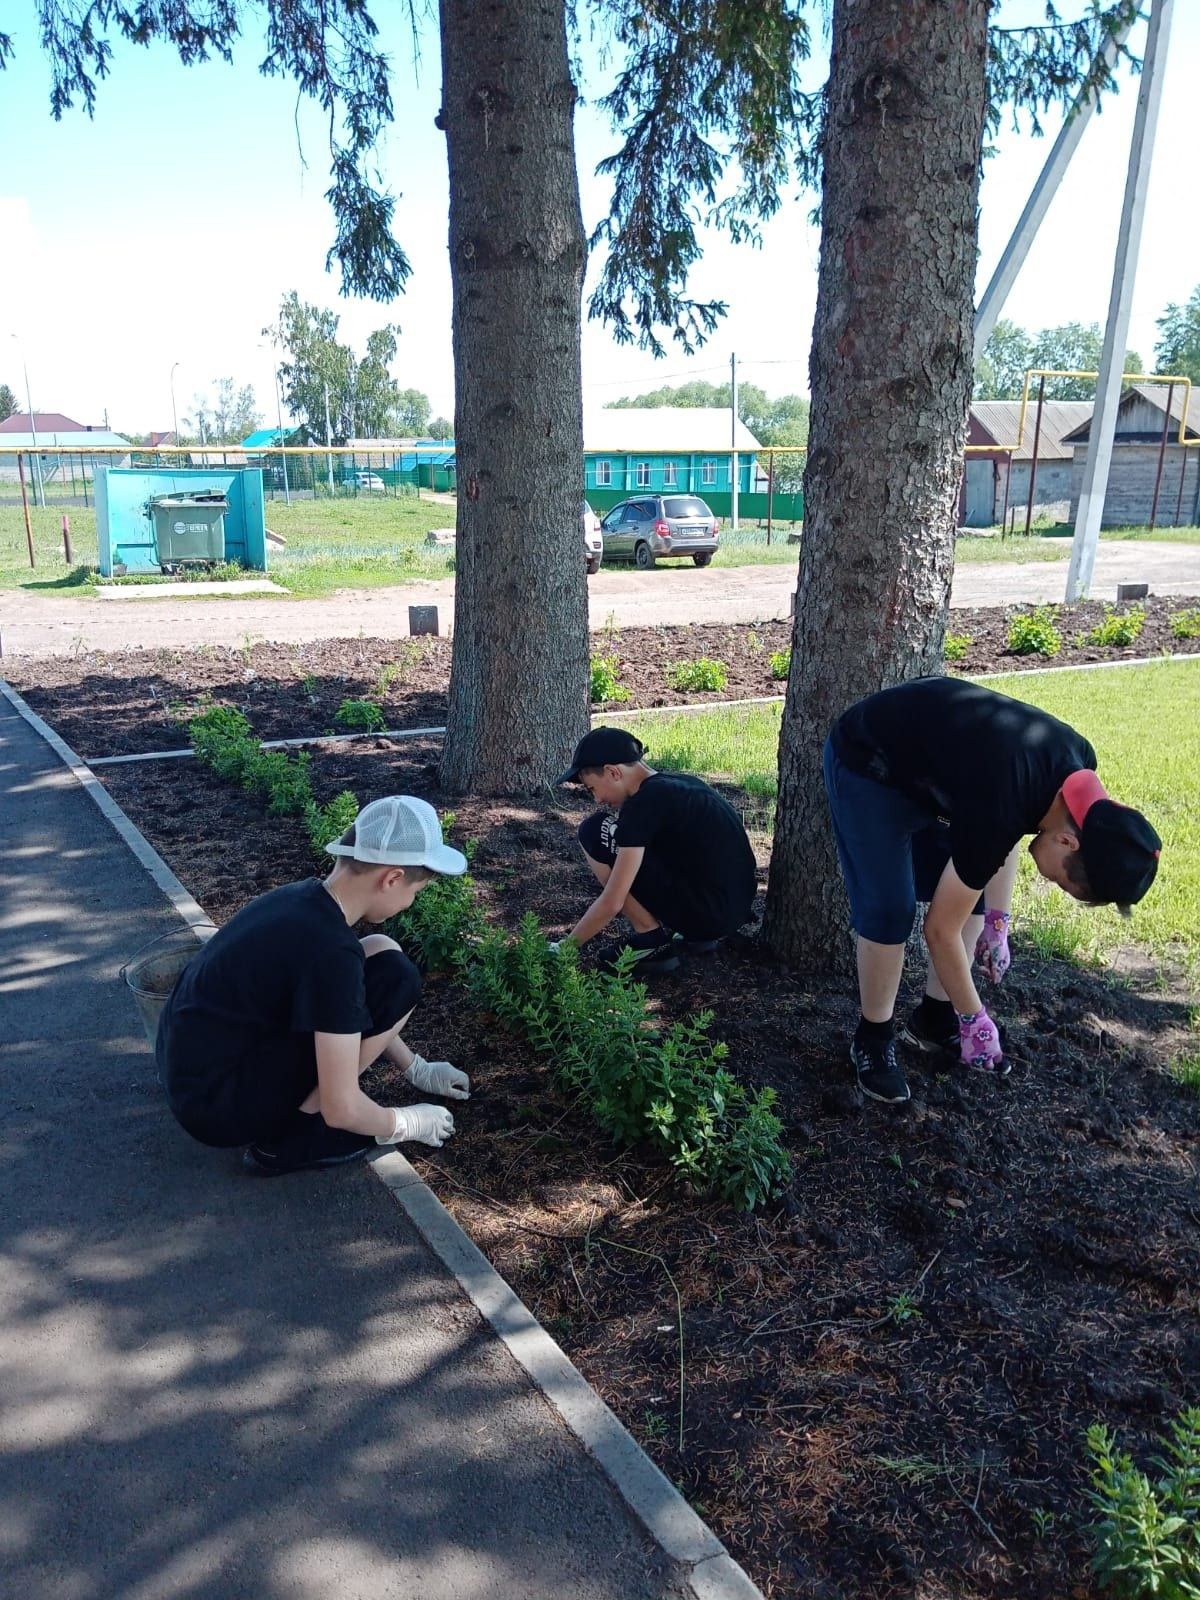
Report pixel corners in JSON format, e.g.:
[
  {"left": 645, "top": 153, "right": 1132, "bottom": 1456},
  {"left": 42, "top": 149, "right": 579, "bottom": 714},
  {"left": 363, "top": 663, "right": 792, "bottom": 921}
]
[{"left": 0, "top": 674, "right": 765, "bottom": 1600}]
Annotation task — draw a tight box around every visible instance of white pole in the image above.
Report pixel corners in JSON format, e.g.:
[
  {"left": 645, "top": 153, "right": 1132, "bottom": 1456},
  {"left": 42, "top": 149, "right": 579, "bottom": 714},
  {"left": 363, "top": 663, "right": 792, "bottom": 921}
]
[
  {"left": 274, "top": 367, "right": 291, "bottom": 507},
  {"left": 1066, "top": 0, "right": 1175, "bottom": 602},
  {"left": 169, "top": 361, "right": 180, "bottom": 456},
  {"left": 730, "top": 351, "right": 739, "bottom": 531},
  {"left": 11, "top": 336, "right": 45, "bottom": 507},
  {"left": 974, "top": 18, "right": 1134, "bottom": 358}
]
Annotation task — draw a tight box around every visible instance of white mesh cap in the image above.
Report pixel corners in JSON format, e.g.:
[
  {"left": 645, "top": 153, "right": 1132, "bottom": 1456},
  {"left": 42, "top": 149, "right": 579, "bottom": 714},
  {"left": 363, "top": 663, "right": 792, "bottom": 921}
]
[{"left": 326, "top": 796, "right": 467, "bottom": 875}]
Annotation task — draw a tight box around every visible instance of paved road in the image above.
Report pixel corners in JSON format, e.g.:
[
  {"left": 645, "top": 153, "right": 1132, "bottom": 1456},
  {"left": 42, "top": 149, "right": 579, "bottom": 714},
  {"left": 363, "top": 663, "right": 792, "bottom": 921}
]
[
  {"left": 2, "top": 540, "right": 1198, "bottom": 657},
  {"left": 0, "top": 692, "right": 694, "bottom": 1600}
]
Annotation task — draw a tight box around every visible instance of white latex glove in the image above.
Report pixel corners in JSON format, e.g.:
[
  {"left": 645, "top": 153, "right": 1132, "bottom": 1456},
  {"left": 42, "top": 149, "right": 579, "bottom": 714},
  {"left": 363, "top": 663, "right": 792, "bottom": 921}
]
[
  {"left": 547, "top": 940, "right": 561, "bottom": 955},
  {"left": 404, "top": 1053, "right": 470, "bottom": 1100},
  {"left": 375, "top": 1105, "right": 455, "bottom": 1147}
]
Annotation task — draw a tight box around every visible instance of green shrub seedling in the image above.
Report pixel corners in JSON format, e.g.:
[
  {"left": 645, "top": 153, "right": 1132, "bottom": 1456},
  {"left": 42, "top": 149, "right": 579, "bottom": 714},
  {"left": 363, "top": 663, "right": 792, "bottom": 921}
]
[
  {"left": 1085, "top": 606, "right": 1146, "bottom": 648},
  {"left": 769, "top": 648, "right": 791, "bottom": 681},
  {"left": 670, "top": 658, "right": 728, "bottom": 693},
  {"left": 1086, "top": 1407, "right": 1200, "bottom": 1598},
  {"left": 1007, "top": 606, "right": 1062, "bottom": 658},
  {"left": 1169, "top": 607, "right": 1200, "bottom": 641},
  {"left": 590, "top": 654, "right": 632, "bottom": 704},
  {"left": 334, "top": 698, "right": 386, "bottom": 732},
  {"left": 943, "top": 632, "right": 972, "bottom": 663}
]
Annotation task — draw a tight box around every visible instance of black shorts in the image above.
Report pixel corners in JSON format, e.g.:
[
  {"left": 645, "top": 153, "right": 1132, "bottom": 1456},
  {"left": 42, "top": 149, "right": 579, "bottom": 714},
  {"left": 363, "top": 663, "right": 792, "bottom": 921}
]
[
  {"left": 159, "top": 947, "right": 422, "bottom": 1148},
  {"left": 578, "top": 811, "right": 751, "bottom": 940}
]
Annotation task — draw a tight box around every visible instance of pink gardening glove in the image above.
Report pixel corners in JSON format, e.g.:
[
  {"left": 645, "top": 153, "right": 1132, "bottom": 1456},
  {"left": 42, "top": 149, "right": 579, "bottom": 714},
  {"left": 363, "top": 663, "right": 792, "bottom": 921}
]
[
  {"left": 974, "top": 909, "right": 1012, "bottom": 985},
  {"left": 958, "top": 1008, "right": 1004, "bottom": 1072}
]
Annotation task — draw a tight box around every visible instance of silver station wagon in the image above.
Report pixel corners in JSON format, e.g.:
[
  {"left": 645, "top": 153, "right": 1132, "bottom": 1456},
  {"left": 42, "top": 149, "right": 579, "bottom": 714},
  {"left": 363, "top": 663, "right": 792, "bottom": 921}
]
[{"left": 599, "top": 495, "right": 720, "bottom": 569}]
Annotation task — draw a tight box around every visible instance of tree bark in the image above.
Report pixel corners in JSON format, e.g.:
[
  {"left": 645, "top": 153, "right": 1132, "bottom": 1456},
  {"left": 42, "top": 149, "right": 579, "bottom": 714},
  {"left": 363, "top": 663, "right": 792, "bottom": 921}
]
[
  {"left": 437, "top": 0, "right": 590, "bottom": 795},
  {"left": 763, "top": 0, "right": 989, "bottom": 972}
]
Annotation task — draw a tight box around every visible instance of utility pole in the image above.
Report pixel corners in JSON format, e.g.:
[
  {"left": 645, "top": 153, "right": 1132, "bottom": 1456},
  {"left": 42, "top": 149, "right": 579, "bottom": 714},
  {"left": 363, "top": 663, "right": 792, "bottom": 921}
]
[
  {"left": 323, "top": 381, "right": 335, "bottom": 493},
  {"left": 11, "top": 336, "right": 45, "bottom": 508},
  {"left": 730, "top": 352, "right": 740, "bottom": 531},
  {"left": 274, "top": 367, "right": 291, "bottom": 507},
  {"left": 975, "top": 16, "right": 1135, "bottom": 357},
  {"left": 1067, "top": 0, "right": 1175, "bottom": 602}
]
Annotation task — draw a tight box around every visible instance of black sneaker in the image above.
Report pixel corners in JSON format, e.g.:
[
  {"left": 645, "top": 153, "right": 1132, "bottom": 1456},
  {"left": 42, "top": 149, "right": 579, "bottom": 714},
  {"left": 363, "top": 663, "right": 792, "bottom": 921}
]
[
  {"left": 243, "top": 1114, "right": 375, "bottom": 1177},
  {"left": 680, "top": 936, "right": 722, "bottom": 956},
  {"left": 850, "top": 1037, "right": 911, "bottom": 1104},
  {"left": 598, "top": 926, "right": 681, "bottom": 976},
  {"left": 898, "top": 1003, "right": 958, "bottom": 1059}
]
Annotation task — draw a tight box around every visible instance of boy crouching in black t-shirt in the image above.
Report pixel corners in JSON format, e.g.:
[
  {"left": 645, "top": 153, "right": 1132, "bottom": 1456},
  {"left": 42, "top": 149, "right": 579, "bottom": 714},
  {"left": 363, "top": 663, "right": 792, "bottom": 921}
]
[
  {"left": 554, "top": 727, "right": 758, "bottom": 974},
  {"left": 158, "top": 796, "right": 470, "bottom": 1176}
]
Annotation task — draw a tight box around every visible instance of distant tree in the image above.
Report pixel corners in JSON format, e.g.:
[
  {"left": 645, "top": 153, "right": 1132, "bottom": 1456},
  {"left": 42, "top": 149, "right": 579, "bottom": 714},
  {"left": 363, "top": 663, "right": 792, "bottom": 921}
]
[
  {"left": 1154, "top": 284, "right": 1200, "bottom": 385},
  {"left": 605, "top": 378, "right": 809, "bottom": 490},
  {"left": 393, "top": 386, "right": 432, "bottom": 436},
  {"left": 0, "top": 382, "right": 17, "bottom": 422},
  {"left": 1031, "top": 323, "right": 1142, "bottom": 399},
  {"left": 607, "top": 379, "right": 730, "bottom": 409},
  {"left": 974, "top": 319, "right": 1034, "bottom": 399},
  {"left": 426, "top": 415, "right": 454, "bottom": 440},
  {"left": 207, "top": 378, "right": 260, "bottom": 443},
  {"left": 265, "top": 292, "right": 407, "bottom": 443}
]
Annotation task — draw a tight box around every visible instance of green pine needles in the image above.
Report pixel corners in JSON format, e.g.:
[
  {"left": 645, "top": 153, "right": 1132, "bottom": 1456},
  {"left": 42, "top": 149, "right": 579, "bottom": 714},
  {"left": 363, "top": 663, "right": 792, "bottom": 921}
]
[{"left": 469, "top": 916, "right": 791, "bottom": 1212}]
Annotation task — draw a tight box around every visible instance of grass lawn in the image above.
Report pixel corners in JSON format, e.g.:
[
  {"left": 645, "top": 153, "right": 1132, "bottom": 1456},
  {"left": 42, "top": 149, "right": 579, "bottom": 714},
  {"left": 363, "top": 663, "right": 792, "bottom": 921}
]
[
  {"left": 0, "top": 494, "right": 456, "bottom": 596},
  {"left": 636, "top": 658, "right": 1200, "bottom": 979}
]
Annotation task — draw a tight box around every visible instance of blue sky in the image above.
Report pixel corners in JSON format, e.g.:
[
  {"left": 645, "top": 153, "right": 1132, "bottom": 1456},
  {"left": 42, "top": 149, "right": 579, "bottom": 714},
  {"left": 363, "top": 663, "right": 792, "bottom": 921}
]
[{"left": 1, "top": 1, "right": 1197, "bottom": 433}]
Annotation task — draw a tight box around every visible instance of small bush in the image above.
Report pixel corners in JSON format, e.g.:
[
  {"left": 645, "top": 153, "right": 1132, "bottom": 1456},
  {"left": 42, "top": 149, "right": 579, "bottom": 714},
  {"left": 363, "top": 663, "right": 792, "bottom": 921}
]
[
  {"left": 590, "top": 653, "right": 632, "bottom": 704},
  {"left": 1169, "top": 607, "right": 1200, "bottom": 641},
  {"left": 1086, "top": 606, "right": 1146, "bottom": 648},
  {"left": 388, "top": 813, "right": 484, "bottom": 974},
  {"left": 304, "top": 789, "right": 360, "bottom": 865},
  {"left": 1007, "top": 606, "right": 1062, "bottom": 658},
  {"left": 670, "top": 657, "right": 729, "bottom": 693},
  {"left": 1086, "top": 1407, "right": 1200, "bottom": 1598},
  {"left": 334, "top": 697, "right": 386, "bottom": 732},
  {"left": 769, "top": 648, "right": 791, "bottom": 681},
  {"left": 943, "top": 632, "right": 972, "bottom": 663},
  {"left": 468, "top": 916, "right": 791, "bottom": 1211}
]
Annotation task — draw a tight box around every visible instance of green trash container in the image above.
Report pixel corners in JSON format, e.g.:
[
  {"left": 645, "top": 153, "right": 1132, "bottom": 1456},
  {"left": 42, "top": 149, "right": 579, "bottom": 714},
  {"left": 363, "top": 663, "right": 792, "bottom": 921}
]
[{"left": 149, "top": 491, "right": 228, "bottom": 567}]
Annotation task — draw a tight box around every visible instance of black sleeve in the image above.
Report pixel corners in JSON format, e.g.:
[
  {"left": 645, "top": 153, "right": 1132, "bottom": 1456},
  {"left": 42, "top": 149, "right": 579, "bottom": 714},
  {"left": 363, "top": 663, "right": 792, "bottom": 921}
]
[
  {"left": 948, "top": 815, "right": 1019, "bottom": 894},
  {"left": 288, "top": 943, "right": 369, "bottom": 1036},
  {"left": 614, "top": 786, "right": 660, "bottom": 851}
]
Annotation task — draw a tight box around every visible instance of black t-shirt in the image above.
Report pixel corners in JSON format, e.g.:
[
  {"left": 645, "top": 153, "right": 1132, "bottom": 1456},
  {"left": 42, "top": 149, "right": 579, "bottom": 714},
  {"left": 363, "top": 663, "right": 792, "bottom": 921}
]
[
  {"left": 165, "top": 879, "right": 370, "bottom": 1065},
  {"left": 831, "top": 677, "right": 1096, "bottom": 890},
  {"left": 615, "top": 772, "right": 757, "bottom": 931}
]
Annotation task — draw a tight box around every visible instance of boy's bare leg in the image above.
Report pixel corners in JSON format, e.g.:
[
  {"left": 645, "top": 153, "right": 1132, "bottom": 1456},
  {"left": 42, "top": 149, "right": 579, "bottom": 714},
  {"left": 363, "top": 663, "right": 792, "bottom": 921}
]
[
  {"left": 581, "top": 850, "right": 661, "bottom": 934},
  {"left": 922, "top": 915, "right": 984, "bottom": 1003},
  {"left": 856, "top": 936, "right": 906, "bottom": 1023}
]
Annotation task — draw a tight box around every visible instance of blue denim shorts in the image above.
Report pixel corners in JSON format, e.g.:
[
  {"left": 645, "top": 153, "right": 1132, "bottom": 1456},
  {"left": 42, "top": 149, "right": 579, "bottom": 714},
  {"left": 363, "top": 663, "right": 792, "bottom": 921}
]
[{"left": 823, "top": 736, "right": 981, "bottom": 944}]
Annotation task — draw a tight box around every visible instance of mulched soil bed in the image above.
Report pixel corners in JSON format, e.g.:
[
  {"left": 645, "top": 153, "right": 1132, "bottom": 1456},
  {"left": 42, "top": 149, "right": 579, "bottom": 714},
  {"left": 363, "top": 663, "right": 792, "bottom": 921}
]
[
  {"left": 6, "top": 594, "right": 1199, "bottom": 762},
  {"left": 85, "top": 734, "right": 1200, "bottom": 1600}
]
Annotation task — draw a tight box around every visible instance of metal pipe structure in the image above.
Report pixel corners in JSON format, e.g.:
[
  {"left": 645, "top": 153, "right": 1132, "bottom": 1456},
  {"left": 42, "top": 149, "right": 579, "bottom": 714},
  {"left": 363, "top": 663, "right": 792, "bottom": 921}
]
[
  {"left": 1149, "top": 382, "right": 1175, "bottom": 530},
  {"left": 17, "top": 454, "right": 36, "bottom": 566},
  {"left": 730, "top": 353, "right": 740, "bottom": 532},
  {"left": 1068, "top": 0, "right": 1176, "bottom": 601}
]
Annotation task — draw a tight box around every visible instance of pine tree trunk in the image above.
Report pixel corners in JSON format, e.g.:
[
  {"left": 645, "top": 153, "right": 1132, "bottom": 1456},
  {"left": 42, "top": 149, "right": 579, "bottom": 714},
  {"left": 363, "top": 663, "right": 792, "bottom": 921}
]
[
  {"left": 437, "top": 0, "right": 590, "bottom": 795},
  {"left": 763, "top": 0, "right": 989, "bottom": 972}
]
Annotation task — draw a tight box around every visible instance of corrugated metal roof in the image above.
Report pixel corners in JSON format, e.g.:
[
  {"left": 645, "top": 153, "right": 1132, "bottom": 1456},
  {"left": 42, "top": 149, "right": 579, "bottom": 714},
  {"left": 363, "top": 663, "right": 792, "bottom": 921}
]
[
  {"left": 1061, "top": 384, "right": 1200, "bottom": 443},
  {"left": 970, "top": 400, "right": 1093, "bottom": 460},
  {"left": 0, "top": 411, "right": 86, "bottom": 434},
  {"left": 584, "top": 407, "right": 761, "bottom": 453},
  {"left": 0, "top": 429, "right": 131, "bottom": 451},
  {"left": 241, "top": 428, "right": 290, "bottom": 449}
]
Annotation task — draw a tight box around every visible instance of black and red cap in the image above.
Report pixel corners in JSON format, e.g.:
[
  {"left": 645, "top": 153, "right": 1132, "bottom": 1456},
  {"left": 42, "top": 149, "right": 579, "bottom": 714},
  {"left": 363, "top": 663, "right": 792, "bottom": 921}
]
[
  {"left": 1061, "top": 770, "right": 1161, "bottom": 907},
  {"left": 556, "top": 726, "right": 645, "bottom": 785}
]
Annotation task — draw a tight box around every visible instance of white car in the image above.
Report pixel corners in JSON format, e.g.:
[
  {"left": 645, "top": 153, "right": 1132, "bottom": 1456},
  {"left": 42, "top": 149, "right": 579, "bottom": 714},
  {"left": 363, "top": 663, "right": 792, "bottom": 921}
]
[
  {"left": 583, "top": 500, "right": 603, "bottom": 575},
  {"left": 348, "top": 470, "right": 386, "bottom": 492}
]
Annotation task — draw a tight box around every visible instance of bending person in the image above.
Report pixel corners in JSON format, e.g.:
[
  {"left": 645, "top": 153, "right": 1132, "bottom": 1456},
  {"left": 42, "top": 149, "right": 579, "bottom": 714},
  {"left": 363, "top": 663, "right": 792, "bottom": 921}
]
[
  {"left": 555, "top": 727, "right": 757, "bottom": 974},
  {"left": 158, "top": 796, "right": 470, "bottom": 1175},
  {"left": 825, "top": 677, "right": 1161, "bottom": 1105}
]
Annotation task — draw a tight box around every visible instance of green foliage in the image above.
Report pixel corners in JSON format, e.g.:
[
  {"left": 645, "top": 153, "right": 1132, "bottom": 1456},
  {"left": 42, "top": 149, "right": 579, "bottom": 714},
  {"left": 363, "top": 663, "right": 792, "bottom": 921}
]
[
  {"left": 669, "top": 657, "right": 728, "bottom": 693},
  {"left": 1086, "top": 1408, "right": 1200, "bottom": 1598},
  {"left": 590, "top": 653, "right": 632, "bottom": 704},
  {"left": 1155, "top": 284, "right": 1200, "bottom": 387},
  {"left": 265, "top": 291, "right": 420, "bottom": 440},
  {"left": 1086, "top": 606, "right": 1146, "bottom": 648},
  {"left": 975, "top": 317, "right": 1142, "bottom": 401},
  {"left": 943, "top": 632, "right": 972, "bottom": 663},
  {"left": 1169, "top": 608, "right": 1200, "bottom": 641},
  {"left": 304, "top": 789, "right": 360, "bottom": 865},
  {"left": 334, "top": 697, "right": 386, "bottom": 732},
  {"left": 388, "top": 816, "right": 484, "bottom": 974},
  {"left": 1007, "top": 606, "right": 1062, "bottom": 658},
  {"left": 768, "top": 648, "right": 791, "bottom": 681},
  {"left": 468, "top": 916, "right": 790, "bottom": 1211}
]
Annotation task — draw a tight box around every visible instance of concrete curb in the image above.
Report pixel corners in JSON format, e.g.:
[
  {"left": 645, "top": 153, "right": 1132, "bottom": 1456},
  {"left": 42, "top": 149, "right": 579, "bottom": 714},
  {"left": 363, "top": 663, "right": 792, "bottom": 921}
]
[{"left": 0, "top": 673, "right": 764, "bottom": 1600}]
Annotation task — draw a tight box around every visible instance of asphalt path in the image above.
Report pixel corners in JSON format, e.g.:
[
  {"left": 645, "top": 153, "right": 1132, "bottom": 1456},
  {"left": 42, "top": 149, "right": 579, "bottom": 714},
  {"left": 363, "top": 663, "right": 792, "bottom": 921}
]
[{"left": 1, "top": 540, "right": 1199, "bottom": 657}]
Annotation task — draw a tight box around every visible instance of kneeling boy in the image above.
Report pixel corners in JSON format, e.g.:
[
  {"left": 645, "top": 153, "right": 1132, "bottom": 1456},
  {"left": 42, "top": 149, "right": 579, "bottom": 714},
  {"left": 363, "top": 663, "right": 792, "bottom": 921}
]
[
  {"left": 158, "top": 795, "right": 470, "bottom": 1176},
  {"left": 555, "top": 727, "right": 757, "bottom": 973}
]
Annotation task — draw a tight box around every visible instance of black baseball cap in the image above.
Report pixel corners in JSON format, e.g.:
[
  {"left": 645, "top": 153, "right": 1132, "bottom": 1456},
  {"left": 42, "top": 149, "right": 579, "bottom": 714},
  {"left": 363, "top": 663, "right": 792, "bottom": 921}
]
[
  {"left": 556, "top": 726, "right": 645, "bottom": 785},
  {"left": 1062, "top": 770, "right": 1161, "bottom": 907}
]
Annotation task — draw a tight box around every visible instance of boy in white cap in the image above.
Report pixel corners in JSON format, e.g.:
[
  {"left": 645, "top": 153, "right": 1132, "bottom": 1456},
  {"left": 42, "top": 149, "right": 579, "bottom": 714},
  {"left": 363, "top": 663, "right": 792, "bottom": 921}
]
[{"left": 158, "top": 796, "right": 470, "bottom": 1176}]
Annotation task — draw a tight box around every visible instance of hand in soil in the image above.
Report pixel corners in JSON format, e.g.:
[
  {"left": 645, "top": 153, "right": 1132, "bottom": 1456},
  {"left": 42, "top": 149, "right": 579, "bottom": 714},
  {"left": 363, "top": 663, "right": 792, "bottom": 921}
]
[
  {"left": 405, "top": 1054, "right": 470, "bottom": 1100},
  {"left": 376, "top": 1104, "right": 456, "bottom": 1146},
  {"left": 958, "top": 1008, "right": 1004, "bottom": 1071}
]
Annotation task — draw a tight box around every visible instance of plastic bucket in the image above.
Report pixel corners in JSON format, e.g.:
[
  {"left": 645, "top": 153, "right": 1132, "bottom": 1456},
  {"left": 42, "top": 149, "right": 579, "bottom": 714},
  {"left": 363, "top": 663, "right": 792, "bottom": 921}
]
[{"left": 120, "top": 924, "right": 214, "bottom": 1049}]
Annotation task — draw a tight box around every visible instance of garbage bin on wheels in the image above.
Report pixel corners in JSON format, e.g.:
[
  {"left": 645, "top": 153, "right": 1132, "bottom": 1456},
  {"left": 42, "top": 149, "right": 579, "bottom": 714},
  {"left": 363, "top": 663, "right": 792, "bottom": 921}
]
[{"left": 148, "top": 491, "right": 229, "bottom": 570}]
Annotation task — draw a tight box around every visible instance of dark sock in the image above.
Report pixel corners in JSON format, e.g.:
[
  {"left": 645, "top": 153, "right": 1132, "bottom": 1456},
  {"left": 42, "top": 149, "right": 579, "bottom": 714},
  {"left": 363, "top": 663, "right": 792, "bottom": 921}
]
[
  {"left": 855, "top": 1014, "right": 894, "bottom": 1046},
  {"left": 917, "top": 995, "right": 956, "bottom": 1032}
]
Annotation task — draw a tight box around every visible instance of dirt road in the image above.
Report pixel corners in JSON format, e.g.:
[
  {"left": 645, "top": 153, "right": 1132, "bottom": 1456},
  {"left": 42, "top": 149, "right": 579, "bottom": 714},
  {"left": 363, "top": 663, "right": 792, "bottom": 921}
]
[{"left": 2, "top": 540, "right": 1198, "bottom": 658}]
